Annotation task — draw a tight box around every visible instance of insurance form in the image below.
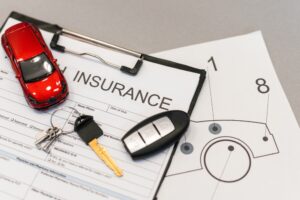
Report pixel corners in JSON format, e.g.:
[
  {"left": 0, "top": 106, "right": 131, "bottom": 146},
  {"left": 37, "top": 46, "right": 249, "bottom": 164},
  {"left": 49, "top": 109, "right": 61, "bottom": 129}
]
[{"left": 0, "top": 18, "right": 202, "bottom": 200}]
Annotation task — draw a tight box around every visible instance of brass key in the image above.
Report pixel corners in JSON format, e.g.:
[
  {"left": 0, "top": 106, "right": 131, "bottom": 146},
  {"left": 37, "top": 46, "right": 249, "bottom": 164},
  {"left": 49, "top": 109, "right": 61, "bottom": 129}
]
[{"left": 74, "top": 115, "right": 123, "bottom": 177}]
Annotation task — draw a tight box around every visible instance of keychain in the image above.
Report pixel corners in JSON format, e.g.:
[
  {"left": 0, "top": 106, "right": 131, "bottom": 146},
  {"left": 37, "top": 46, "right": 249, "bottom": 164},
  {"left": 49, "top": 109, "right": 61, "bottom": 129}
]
[
  {"left": 35, "top": 107, "right": 123, "bottom": 177},
  {"left": 35, "top": 106, "right": 81, "bottom": 152}
]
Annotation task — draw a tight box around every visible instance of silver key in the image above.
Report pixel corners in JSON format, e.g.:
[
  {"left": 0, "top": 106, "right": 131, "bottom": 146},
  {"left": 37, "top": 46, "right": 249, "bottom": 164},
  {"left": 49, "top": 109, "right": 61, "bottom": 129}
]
[
  {"left": 42, "top": 128, "right": 64, "bottom": 153},
  {"left": 35, "top": 127, "right": 61, "bottom": 152},
  {"left": 35, "top": 107, "right": 81, "bottom": 153},
  {"left": 35, "top": 127, "right": 58, "bottom": 147}
]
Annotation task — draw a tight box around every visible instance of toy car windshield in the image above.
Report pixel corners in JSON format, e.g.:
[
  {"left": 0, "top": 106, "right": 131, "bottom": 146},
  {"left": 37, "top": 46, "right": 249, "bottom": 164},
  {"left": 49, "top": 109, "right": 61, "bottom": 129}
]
[{"left": 20, "top": 53, "right": 54, "bottom": 83}]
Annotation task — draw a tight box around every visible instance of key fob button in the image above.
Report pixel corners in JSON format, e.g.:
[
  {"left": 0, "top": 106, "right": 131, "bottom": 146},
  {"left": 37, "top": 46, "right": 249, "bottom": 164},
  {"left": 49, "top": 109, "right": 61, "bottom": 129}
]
[
  {"left": 153, "top": 117, "right": 175, "bottom": 137},
  {"left": 123, "top": 132, "right": 146, "bottom": 153},
  {"left": 139, "top": 124, "right": 161, "bottom": 144}
]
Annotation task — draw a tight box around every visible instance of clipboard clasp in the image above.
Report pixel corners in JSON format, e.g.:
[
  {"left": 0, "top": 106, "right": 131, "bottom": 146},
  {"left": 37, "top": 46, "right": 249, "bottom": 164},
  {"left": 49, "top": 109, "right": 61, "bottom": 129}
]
[{"left": 50, "top": 30, "right": 143, "bottom": 76}]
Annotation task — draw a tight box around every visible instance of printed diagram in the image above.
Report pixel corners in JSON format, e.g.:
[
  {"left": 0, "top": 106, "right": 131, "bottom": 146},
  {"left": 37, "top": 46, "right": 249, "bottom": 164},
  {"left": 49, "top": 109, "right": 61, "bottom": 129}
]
[
  {"left": 158, "top": 34, "right": 300, "bottom": 200},
  {"left": 168, "top": 120, "right": 279, "bottom": 183},
  {"left": 166, "top": 66, "right": 280, "bottom": 184}
]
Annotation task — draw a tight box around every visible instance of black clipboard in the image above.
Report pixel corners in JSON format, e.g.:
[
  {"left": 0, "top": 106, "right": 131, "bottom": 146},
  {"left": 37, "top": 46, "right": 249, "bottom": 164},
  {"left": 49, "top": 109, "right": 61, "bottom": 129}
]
[{"left": 0, "top": 11, "right": 206, "bottom": 200}]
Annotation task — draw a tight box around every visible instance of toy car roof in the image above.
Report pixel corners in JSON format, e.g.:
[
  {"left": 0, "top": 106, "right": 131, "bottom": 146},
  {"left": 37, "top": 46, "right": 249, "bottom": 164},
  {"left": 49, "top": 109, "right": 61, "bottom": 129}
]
[{"left": 5, "top": 22, "right": 44, "bottom": 61}]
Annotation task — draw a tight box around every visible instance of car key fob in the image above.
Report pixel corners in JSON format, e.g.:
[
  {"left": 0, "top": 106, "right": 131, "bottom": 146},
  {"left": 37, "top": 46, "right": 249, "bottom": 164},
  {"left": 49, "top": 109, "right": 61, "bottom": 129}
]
[{"left": 122, "top": 110, "right": 190, "bottom": 159}]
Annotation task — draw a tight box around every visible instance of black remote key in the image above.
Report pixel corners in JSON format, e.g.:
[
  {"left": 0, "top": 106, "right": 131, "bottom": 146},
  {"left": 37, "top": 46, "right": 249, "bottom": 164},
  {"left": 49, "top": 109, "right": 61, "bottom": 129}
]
[{"left": 122, "top": 110, "right": 190, "bottom": 159}]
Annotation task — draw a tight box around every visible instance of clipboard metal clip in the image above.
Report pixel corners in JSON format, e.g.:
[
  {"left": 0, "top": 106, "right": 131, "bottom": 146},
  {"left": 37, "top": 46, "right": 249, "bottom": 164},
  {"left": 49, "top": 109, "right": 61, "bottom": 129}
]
[{"left": 50, "top": 29, "right": 144, "bottom": 76}]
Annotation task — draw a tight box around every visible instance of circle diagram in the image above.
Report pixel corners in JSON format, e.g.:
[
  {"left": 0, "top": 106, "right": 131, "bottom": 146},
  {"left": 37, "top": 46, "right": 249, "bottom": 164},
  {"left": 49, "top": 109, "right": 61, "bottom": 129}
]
[{"left": 203, "top": 139, "right": 251, "bottom": 183}]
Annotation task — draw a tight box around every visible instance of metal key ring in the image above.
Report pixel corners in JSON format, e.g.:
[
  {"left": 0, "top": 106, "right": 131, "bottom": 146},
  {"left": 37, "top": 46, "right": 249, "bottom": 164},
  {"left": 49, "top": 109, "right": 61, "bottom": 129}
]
[{"left": 50, "top": 106, "right": 81, "bottom": 134}]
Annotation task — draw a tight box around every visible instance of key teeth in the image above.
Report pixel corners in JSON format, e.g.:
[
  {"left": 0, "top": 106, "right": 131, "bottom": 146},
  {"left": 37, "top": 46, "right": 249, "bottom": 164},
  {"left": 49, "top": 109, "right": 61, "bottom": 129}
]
[
  {"left": 115, "top": 170, "right": 123, "bottom": 177},
  {"left": 89, "top": 139, "right": 123, "bottom": 177},
  {"left": 103, "top": 152, "right": 123, "bottom": 176}
]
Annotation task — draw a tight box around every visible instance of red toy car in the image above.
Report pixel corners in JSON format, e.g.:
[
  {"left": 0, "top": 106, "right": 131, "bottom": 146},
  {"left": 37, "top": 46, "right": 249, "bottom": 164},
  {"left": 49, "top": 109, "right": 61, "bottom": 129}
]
[{"left": 1, "top": 22, "right": 68, "bottom": 109}]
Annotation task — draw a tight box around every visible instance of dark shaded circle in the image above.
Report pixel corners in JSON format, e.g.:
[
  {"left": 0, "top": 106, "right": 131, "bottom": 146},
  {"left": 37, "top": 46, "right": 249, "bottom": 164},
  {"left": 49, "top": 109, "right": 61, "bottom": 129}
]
[
  {"left": 209, "top": 123, "right": 222, "bottom": 134},
  {"left": 181, "top": 142, "right": 194, "bottom": 154},
  {"left": 228, "top": 145, "right": 234, "bottom": 151},
  {"left": 263, "top": 136, "right": 268, "bottom": 141}
]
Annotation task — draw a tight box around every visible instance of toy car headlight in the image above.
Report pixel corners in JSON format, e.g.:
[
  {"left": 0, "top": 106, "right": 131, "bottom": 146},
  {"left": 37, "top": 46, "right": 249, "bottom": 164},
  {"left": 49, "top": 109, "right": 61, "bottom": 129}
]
[
  {"left": 61, "top": 81, "right": 67, "bottom": 93},
  {"left": 28, "top": 95, "right": 39, "bottom": 104}
]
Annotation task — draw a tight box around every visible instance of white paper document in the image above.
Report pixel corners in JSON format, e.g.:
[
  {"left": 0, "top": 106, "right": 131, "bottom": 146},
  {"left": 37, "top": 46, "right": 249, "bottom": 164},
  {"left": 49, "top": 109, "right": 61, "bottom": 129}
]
[
  {"left": 0, "top": 18, "right": 202, "bottom": 200},
  {"left": 157, "top": 32, "right": 300, "bottom": 199}
]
